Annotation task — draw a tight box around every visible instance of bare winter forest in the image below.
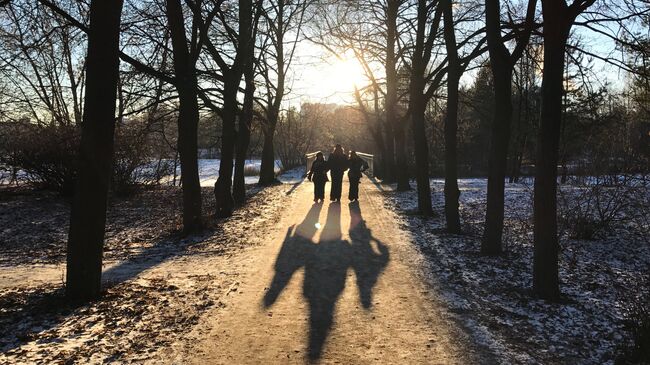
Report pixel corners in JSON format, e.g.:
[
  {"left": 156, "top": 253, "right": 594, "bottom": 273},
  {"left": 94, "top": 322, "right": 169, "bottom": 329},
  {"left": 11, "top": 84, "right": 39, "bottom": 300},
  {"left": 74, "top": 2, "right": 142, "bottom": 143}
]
[{"left": 0, "top": 0, "right": 649, "bottom": 364}]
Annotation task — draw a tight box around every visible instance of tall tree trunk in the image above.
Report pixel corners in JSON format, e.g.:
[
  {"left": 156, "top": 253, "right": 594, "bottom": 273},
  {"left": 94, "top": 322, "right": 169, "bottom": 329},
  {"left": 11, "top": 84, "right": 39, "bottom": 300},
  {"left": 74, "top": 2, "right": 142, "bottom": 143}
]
[
  {"left": 214, "top": 0, "right": 253, "bottom": 218},
  {"left": 233, "top": 61, "right": 255, "bottom": 204},
  {"left": 481, "top": 0, "right": 514, "bottom": 254},
  {"left": 442, "top": 0, "right": 461, "bottom": 232},
  {"left": 166, "top": 0, "right": 202, "bottom": 233},
  {"left": 66, "top": 0, "right": 124, "bottom": 302},
  {"left": 410, "top": 94, "right": 433, "bottom": 215},
  {"left": 258, "top": 116, "right": 278, "bottom": 185},
  {"left": 533, "top": 5, "right": 571, "bottom": 301},
  {"left": 215, "top": 78, "right": 239, "bottom": 217},
  {"left": 444, "top": 75, "right": 462, "bottom": 232},
  {"left": 481, "top": 67, "right": 513, "bottom": 254},
  {"left": 382, "top": 121, "right": 396, "bottom": 183},
  {"left": 394, "top": 127, "right": 411, "bottom": 190},
  {"left": 386, "top": 0, "right": 409, "bottom": 190},
  {"left": 409, "top": 0, "right": 434, "bottom": 216}
]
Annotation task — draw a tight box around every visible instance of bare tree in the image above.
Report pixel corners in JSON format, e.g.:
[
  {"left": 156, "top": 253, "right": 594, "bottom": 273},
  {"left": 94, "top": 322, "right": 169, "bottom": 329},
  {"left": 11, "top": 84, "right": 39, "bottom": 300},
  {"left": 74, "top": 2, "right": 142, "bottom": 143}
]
[
  {"left": 205, "top": 0, "right": 256, "bottom": 218},
  {"left": 481, "top": 0, "right": 537, "bottom": 255},
  {"left": 425, "top": 0, "right": 485, "bottom": 227},
  {"left": 66, "top": 0, "right": 124, "bottom": 302},
  {"left": 533, "top": 0, "right": 595, "bottom": 300},
  {"left": 34, "top": 0, "right": 206, "bottom": 234},
  {"left": 408, "top": 0, "right": 443, "bottom": 216},
  {"left": 257, "top": 0, "right": 310, "bottom": 185},
  {"left": 165, "top": 0, "right": 203, "bottom": 232}
]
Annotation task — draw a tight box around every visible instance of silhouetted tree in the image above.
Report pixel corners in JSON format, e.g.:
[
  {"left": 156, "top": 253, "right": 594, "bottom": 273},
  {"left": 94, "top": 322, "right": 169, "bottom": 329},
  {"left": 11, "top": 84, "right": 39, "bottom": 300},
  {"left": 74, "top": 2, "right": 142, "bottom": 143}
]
[
  {"left": 408, "top": 0, "right": 442, "bottom": 216},
  {"left": 481, "top": 0, "right": 537, "bottom": 255},
  {"left": 165, "top": 0, "right": 202, "bottom": 232},
  {"left": 66, "top": 0, "right": 124, "bottom": 302},
  {"left": 533, "top": 0, "right": 595, "bottom": 301},
  {"left": 207, "top": 0, "right": 256, "bottom": 217},
  {"left": 257, "top": 0, "right": 310, "bottom": 185}
]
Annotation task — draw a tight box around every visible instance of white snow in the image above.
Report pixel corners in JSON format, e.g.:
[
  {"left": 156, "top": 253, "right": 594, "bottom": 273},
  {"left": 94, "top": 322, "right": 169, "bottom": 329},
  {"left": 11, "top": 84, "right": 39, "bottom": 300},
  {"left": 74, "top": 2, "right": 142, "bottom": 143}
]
[{"left": 383, "top": 177, "right": 649, "bottom": 364}]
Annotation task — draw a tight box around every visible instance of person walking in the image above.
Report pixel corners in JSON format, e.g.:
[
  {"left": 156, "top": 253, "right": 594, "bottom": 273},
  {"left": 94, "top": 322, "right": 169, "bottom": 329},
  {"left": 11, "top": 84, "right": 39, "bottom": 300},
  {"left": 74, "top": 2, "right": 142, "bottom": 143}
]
[
  {"left": 307, "top": 152, "right": 329, "bottom": 203},
  {"left": 347, "top": 150, "right": 369, "bottom": 201},
  {"left": 327, "top": 144, "right": 348, "bottom": 202}
]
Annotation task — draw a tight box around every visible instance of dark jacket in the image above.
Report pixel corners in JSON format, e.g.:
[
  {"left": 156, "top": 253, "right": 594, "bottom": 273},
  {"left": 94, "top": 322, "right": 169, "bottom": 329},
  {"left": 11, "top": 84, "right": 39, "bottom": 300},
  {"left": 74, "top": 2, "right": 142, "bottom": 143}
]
[
  {"left": 308, "top": 159, "right": 329, "bottom": 182},
  {"left": 348, "top": 156, "right": 369, "bottom": 180},
  {"left": 328, "top": 152, "right": 348, "bottom": 174}
]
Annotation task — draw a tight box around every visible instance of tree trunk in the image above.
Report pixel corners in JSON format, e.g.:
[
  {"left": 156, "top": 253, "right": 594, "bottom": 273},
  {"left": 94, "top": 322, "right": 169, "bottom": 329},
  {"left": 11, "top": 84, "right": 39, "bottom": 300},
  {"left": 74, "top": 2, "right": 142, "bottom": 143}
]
[
  {"left": 533, "top": 9, "right": 570, "bottom": 301},
  {"left": 408, "top": 0, "right": 434, "bottom": 216},
  {"left": 384, "top": 0, "right": 401, "bottom": 187},
  {"left": 258, "top": 122, "right": 277, "bottom": 185},
  {"left": 442, "top": 0, "right": 461, "bottom": 232},
  {"left": 411, "top": 94, "right": 433, "bottom": 215},
  {"left": 214, "top": 78, "right": 239, "bottom": 218},
  {"left": 214, "top": 0, "right": 253, "bottom": 217},
  {"left": 394, "top": 126, "right": 411, "bottom": 191},
  {"left": 166, "top": 0, "right": 202, "bottom": 233},
  {"left": 382, "top": 122, "right": 396, "bottom": 183},
  {"left": 66, "top": 0, "right": 124, "bottom": 302},
  {"left": 481, "top": 0, "right": 516, "bottom": 255},
  {"left": 233, "top": 61, "right": 255, "bottom": 204},
  {"left": 444, "top": 77, "right": 462, "bottom": 232},
  {"left": 481, "top": 67, "right": 513, "bottom": 254}
]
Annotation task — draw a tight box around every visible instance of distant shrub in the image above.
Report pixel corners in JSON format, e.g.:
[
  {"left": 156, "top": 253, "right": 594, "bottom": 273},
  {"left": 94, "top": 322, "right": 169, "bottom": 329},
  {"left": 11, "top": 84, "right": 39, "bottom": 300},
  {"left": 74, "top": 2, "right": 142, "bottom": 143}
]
[
  {"left": 112, "top": 122, "right": 175, "bottom": 195},
  {"left": 558, "top": 175, "right": 646, "bottom": 240},
  {"left": 0, "top": 119, "right": 175, "bottom": 195},
  {"left": 0, "top": 121, "right": 79, "bottom": 195}
]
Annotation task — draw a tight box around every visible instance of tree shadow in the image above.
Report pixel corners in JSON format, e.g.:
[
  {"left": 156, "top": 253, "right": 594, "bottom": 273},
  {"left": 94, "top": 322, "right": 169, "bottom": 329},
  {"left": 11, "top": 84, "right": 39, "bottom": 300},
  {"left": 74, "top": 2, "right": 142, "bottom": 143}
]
[
  {"left": 0, "top": 232, "right": 192, "bottom": 353},
  {"left": 263, "top": 201, "right": 389, "bottom": 360}
]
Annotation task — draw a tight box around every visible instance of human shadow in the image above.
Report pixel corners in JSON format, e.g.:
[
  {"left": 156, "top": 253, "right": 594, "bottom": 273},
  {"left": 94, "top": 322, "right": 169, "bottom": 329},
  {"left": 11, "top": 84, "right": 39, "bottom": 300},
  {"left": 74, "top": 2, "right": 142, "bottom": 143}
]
[
  {"left": 263, "top": 201, "right": 389, "bottom": 360},
  {"left": 348, "top": 201, "right": 390, "bottom": 309}
]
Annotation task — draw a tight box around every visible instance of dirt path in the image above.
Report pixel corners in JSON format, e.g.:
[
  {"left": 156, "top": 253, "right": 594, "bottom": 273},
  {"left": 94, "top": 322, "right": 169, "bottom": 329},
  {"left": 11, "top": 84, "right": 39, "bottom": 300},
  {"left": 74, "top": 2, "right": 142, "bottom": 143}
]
[{"left": 176, "top": 179, "right": 488, "bottom": 364}]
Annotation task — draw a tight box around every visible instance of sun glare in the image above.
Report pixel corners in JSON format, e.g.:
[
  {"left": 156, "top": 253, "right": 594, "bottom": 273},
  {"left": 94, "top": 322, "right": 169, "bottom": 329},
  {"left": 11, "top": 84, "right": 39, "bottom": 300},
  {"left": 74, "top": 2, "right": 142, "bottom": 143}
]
[
  {"left": 329, "top": 56, "right": 366, "bottom": 90},
  {"left": 299, "top": 51, "right": 367, "bottom": 103}
]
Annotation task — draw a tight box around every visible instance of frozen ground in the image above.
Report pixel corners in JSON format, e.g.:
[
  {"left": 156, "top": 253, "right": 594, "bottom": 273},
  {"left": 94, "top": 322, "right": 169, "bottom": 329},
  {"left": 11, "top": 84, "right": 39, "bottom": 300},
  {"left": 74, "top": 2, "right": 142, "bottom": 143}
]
[
  {"left": 0, "top": 168, "right": 305, "bottom": 364},
  {"left": 383, "top": 177, "right": 649, "bottom": 364},
  {"left": 0, "top": 159, "right": 291, "bottom": 187},
  {"left": 1, "top": 172, "right": 647, "bottom": 364},
  {"left": 192, "top": 159, "right": 284, "bottom": 187}
]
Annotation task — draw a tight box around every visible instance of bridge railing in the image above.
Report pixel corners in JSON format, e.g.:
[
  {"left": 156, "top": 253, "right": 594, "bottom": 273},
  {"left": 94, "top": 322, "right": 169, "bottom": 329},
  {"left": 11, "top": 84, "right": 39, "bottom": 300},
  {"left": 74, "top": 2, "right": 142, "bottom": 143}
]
[{"left": 305, "top": 151, "right": 374, "bottom": 177}]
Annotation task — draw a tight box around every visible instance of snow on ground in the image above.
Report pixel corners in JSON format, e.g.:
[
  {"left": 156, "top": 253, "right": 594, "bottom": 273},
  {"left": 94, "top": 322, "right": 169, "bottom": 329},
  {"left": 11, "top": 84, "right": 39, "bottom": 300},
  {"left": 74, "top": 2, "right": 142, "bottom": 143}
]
[
  {"left": 170, "top": 159, "right": 283, "bottom": 187},
  {"left": 383, "top": 177, "right": 649, "bottom": 364},
  {"left": 0, "top": 159, "right": 286, "bottom": 187},
  {"left": 0, "top": 168, "right": 305, "bottom": 364}
]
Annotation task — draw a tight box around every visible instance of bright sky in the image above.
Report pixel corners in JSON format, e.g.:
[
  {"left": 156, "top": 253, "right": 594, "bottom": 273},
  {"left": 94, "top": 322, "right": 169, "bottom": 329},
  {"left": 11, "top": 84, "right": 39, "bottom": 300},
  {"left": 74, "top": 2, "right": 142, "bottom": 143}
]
[
  {"left": 287, "top": 44, "right": 371, "bottom": 106},
  {"left": 279, "top": 7, "right": 643, "bottom": 108}
]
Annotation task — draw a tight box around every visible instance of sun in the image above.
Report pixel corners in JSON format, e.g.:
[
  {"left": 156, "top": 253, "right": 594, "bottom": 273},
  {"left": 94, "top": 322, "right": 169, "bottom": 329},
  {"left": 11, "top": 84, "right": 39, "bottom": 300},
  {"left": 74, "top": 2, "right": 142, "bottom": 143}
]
[
  {"left": 297, "top": 48, "right": 368, "bottom": 103},
  {"left": 328, "top": 54, "right": 367, "bottom": 90}
]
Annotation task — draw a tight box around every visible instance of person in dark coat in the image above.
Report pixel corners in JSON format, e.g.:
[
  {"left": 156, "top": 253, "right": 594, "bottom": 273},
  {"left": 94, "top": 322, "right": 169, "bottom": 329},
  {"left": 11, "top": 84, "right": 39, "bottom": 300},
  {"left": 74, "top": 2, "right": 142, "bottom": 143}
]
[
  {"left": 327, "top": 144, "right": 348, "bottom": 202},
  {"left": 347, "top": 150, "right": 369, "bottom": 201},
  {"left": 307, "top": 152, "right": 329, "bottom": 203}
]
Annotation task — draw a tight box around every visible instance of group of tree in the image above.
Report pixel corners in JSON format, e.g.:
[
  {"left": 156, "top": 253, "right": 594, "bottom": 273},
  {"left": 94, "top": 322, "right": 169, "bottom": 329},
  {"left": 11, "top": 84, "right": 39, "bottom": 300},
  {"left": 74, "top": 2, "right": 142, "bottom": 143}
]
[
  {"left": 0, "top": 0, "right": 648, "bottom": 303},
  {"left": 311, "top": 0, "right": 648, "bottom": 300}
]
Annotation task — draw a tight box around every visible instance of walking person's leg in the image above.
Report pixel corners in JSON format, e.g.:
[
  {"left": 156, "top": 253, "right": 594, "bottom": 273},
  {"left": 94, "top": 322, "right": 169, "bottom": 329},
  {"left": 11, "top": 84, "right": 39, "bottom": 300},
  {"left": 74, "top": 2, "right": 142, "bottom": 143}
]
[
  {"left": 331, "top": 173, "right": 341, "bottom": 201},
  {"left": 349, "top": 177, "right": 359, "bottom": 201},
  {"left": 335, "top": 174, "right": 343, "bottom": 200},
  {"left": 315, "top": 181, "right": 324, "bottom": 201}
]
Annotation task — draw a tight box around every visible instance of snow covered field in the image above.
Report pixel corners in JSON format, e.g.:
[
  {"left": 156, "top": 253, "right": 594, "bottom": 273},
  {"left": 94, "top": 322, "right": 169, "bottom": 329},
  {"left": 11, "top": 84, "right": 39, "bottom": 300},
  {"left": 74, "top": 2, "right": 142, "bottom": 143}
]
[
  {"left": 384, "top": 178, "right": 649, "bottom": 364},
  {"left": 0, "top": 159, "right": 300, "bottom": 187},
  {"left": 191, "top": 159, "right": 284, "bottom": 187}
]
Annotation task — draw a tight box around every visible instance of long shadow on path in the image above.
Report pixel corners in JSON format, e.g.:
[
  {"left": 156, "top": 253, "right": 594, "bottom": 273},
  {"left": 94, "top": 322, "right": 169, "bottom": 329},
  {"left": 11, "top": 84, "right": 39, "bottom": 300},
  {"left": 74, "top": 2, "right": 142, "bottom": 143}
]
[{"left": 263, "top": 201, "right": 389, "bottom": 360}]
